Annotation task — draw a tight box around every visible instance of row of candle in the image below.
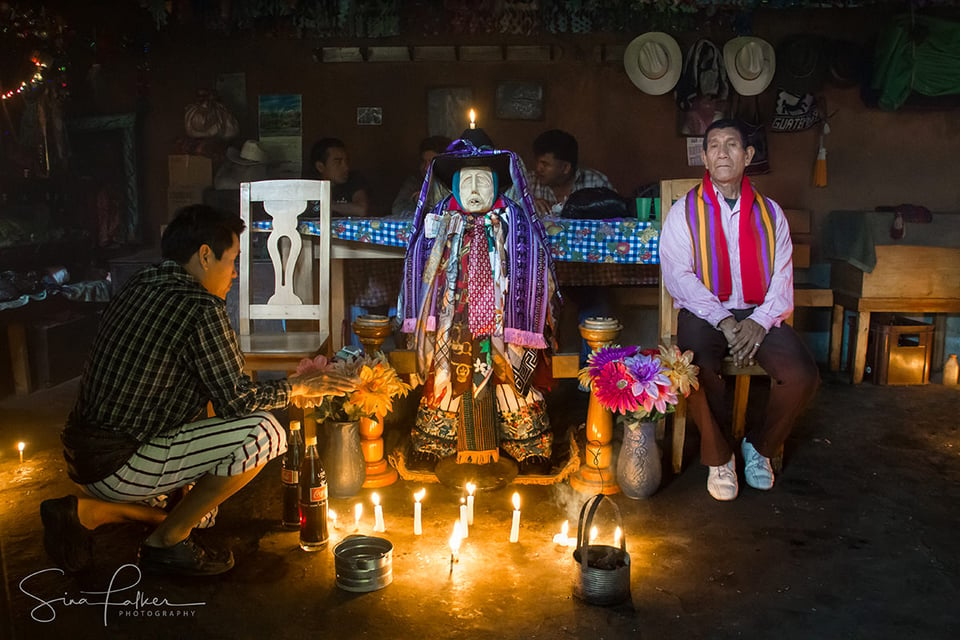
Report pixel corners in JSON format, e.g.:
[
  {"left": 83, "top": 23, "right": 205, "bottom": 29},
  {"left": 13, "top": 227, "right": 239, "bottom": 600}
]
[{"left": 333, "top": 487, "right": 622, "bottom": 551}]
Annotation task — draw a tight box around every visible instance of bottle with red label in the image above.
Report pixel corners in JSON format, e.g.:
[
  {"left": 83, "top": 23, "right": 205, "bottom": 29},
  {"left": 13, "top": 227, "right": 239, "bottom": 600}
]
[
  {"left": 281, "top": 420, "right": 302, "bottom": 529},
  {"left": 299, "top": 434, "right": 329, "bottom": 551}
]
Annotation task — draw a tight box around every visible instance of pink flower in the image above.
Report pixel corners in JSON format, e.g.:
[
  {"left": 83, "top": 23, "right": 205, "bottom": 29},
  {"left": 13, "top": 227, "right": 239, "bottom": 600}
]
[
  {"left": 593, "top": 361, "right": 640, "bottom": 414},
  {"left": 296, "top": 354, "right": 332, "bottom": 376}
]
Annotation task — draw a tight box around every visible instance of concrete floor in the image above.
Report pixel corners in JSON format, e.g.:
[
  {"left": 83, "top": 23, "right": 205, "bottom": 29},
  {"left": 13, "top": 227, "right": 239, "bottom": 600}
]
[{"left": 1, "top": 374, "right": 958, "bottom": 640}]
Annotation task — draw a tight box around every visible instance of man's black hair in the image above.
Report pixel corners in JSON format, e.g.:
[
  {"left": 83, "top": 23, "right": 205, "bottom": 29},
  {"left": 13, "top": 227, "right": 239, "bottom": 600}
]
[
  {"left": 532, "top": 129, "right": 578, "bottom": 172},
  {"left": 161, "top": 204, "right": 245, "bottom": 265},
  {"left": 310, "top": 137, "right": 346, "bottom": 166},
  {"left": 420, "top": 135, "right": 453, "bottom": 155},
  {"left": 702, "top": 119, "right": 749, "bottom": 151}
]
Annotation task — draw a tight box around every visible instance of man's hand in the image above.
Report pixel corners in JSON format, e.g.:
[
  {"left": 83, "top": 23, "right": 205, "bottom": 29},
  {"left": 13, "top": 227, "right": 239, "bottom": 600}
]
[
  {"left": 727, "top": 318, "right": 766, "bottom": 367},
  {"left": 533, "top": 198, "right": 552, "bottom": 215},
  {"left": 717, "top": 316, "right": 738, "bottom": 345},
  {"left": 290, "top": 370, "right": 356, "bottom": 401}
]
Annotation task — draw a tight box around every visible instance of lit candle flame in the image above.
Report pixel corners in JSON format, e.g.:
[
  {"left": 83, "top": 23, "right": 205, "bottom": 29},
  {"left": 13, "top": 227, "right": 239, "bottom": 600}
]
[
  {"left": 450, "top": 521, "right": 463, "bottom": 554},
  {"left": 414, "top": 488, "right": 426, "bottom": 502},
  {"left": 468, "top": 108, "right": 477, "bottom": 129},
  {"left": 17, "top": 442, "right": 24, "bottom": 463},
  {"left": 329, "top": 509, "right": 338, "bottom": 529},
  {"left": 372, "top": 492, "right": 380, "bottom": 507},
  {"left": 614, "top": 526, "right": 622, "bottom": 547},
  {"left": 466, "top": 482, "right": 476, "bottom": 496},
  {"left": 354, "top": 503, "right": 363, "bottom": 525},
  {"left": 589, "top": 526, "right": 598, "bottom": 544},
  {"left": 561, "top": 520, "right": 569, "bottom": 537},
  {"left": 512, "top": 492, "right": 520, "bottom": 511}
]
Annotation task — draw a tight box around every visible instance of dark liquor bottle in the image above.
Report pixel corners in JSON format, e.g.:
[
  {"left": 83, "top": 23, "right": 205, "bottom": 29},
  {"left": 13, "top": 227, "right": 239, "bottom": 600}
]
[
  {"left": 299, "top": 435, "right": 329, "bottom": 551},
  {"left": 281, "top": 420, "right": 302, "bottom": 529}
]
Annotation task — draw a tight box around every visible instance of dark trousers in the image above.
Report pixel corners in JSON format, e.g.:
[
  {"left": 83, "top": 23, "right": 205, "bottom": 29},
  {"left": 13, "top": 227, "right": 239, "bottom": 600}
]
[{"left": 677, "top": 308, "right": 819, "bottom": 466}]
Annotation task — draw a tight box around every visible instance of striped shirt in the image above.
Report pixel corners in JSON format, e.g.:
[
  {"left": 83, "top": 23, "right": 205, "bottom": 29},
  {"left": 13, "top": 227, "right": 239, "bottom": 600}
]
[
  {"left": 526, "top": 167, "right": 613, "bottom": 214},
  {"left": 70, "top": 260, "right": 291, "bottom": 444}
]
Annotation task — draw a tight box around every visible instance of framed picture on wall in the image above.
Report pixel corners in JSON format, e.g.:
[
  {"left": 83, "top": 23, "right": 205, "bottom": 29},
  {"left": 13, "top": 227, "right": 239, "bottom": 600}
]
[
  {"left": 495, "top": 81, "right": 543, "bottom": 120},
  {"left": 427, "top": 87, "right": 474, "bottom": 139}
]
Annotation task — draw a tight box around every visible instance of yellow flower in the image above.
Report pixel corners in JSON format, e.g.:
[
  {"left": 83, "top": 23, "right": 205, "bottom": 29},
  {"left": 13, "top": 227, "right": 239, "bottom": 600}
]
[{"left": 658, "top": 344, "right": 699, "bottom": 396}]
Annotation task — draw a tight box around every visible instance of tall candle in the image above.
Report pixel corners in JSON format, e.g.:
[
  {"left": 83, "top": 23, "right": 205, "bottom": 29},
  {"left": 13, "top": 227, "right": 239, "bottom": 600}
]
[
  {"left": 354, "top": 503, "right": 363, "bottom": 531},
  {"left": 465, "top": 482, "right": 476, "bottom": 525},
  {"left": 459, "top": 498, "right": 469, "bottom": 538},
  {"left": 413, "top": 488, "right": 425, "bottom": 536},
  {"left": 509, "top": 492, "right": 521, "bottom": 543},
  {"left": 372, "top": 492, "right": 385, "bottom": 532},
  {"left": 17, "top": 442, "right": 25, "bottom": 464}
]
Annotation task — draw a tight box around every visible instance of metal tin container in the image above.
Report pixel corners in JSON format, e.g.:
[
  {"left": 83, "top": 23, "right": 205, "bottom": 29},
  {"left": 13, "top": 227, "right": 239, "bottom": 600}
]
[
  {"left": 333, "top": 535, "right": 393, "bottom": 593},
  {"left": 572, "top": 494, "right": 631, "bottom": 606}
]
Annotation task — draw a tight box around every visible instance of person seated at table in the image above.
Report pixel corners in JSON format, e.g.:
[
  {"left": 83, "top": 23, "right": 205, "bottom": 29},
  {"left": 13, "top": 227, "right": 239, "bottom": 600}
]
[
  {"left": 398, "top": 137, "right": 559, "bottom": 475},
  {"left": 528, "top": 129, "right": 613, "bottom": 216},
  {"left": 392, "top": 135, "right": 452, "bottom": 217},
  {"left": 659, "top": 118, "right": 819, "bottom": 501},
  {"left": 40, "top": 205, "right": 354, "bottom": 576},
  {"left": 310, "top": 137, "right": 369, "bottom": 217}
]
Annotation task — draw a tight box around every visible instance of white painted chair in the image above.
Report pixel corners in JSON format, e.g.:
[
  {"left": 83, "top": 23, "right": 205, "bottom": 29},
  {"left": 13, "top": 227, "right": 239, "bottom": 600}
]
[{"left": 238, "top": 179, "right": 331, "bottom": 374}]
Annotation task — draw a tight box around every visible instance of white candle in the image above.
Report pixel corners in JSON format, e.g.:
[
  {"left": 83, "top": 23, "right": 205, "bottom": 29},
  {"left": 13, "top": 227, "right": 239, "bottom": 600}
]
[
  {"left": 614, "top": 526, "right": 622, "bottom": 547},
  {"left": 372, "top": 492, "right": 385, "bottom": 532},
  {"left": 449, "top": 520, "right": 463, "bottom": 569},
  {"left": 17, "top": 442, "right": 25, "bottom": 464},
  {"left": 468, "top": 109, "right": 477, "bottom": 129},
  {"left": 459, "top": 498, "right": 469, "bottom": 538},
  {"left": 413, "top": 488, "right": 425, "bottom": 536},
  {"left": 329, "top": 509, "right": 338, "bottom": 530},
  {"left": 465, "top": 482, "right": 476, "bottom": 525},
  {"left": 553, "top": 519, "right": 572, "bottom": 546},
  {"left": 589, "top": 525, "right": 598, "bottom": 544},
  {"left": 509, "top": 492, "right": 521, "bottom": 543},
  {"left": 354, "top": 503, "right": 363, "bottom": 531}
]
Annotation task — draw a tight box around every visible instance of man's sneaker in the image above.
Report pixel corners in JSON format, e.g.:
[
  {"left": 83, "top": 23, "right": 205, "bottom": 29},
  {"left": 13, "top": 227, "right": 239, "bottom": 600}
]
[
  {"left": 707, "top": 454, "right": 739, "bottom": 501},
  {"left": 741, "top": 439, "right": 775, "bottom": 490},
  {"left": 138, "top": 533, "right": 235, "bottom": 576}
]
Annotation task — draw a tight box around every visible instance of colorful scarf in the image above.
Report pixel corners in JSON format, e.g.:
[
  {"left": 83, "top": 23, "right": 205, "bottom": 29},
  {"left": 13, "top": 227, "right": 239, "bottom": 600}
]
[{"left": 685, "top": 173, "right": 777, "bottom": 305}]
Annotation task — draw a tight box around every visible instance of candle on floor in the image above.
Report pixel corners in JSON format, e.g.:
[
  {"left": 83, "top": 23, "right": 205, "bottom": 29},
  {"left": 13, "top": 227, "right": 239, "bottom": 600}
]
[
  {"left": 354, "top": 503, "right": 363, "bottom": 531},
  {"left": 459, "top": 498, "right": 469, "bottom": 538},
  {"left": 465, "top": 482, "right": 476, "bottom": 525},
  {"left": 614, "top": 526, "right": 622, "bottom": 547},
  {"left": 17, "top": 442, "right": 25, "bottom": 464},
  {"left": 589, "top": 526, "right": 598, "bottom": 544},
  {"left": 553, "top": 520, "right": 572, "bottom": 546},
  {"left": 509, "top": 492, "right": 521, "bottom": 543},
  {"left": 329, "top": 509, "right": 338, "bottom": 530},
  {"left": 413, "top": 489, "right": 425, "bottom": 536},
  {"left": 372, "top": 492, "right": 385, "bottom": 532},
  {"left": 449, "top": 520, "right": 463, "bottom": 572}
]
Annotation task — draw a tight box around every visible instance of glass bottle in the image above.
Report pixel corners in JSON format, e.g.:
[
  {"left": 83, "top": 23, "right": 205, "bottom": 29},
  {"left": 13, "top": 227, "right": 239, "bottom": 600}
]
[
  {"left": 299, "top": 435, "right": 329, "bottom": 551},
  {"left": 281, "top": 420, "right": 302, "bottom": 529}
]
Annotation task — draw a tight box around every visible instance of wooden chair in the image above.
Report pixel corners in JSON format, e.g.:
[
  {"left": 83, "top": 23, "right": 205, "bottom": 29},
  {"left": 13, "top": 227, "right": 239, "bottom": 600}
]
[
  {"left": 658, "top": 178, "right": 782, "bottom": 474},
  {"left": 238, "top": 179, "right": 332, "bottom": 375}
]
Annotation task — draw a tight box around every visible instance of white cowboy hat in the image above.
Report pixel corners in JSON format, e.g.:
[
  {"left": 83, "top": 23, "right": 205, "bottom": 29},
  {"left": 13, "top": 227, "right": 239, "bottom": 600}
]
[
  {"left": 723, "top": 36, "right": 776, "bottom": 96},
  {"left": 623, "top": 32, "right": 682, "bottom": 96},
  {"left": 225, "top": 139, "right": 268, "bottom": 165}
]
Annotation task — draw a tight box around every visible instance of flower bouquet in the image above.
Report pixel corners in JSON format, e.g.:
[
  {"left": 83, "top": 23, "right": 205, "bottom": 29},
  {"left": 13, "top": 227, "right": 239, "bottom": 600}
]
[
  {"left": 294, "top": 352, "right": 412, "bottom": 422},
  {"left": 577, "top": 344, "right": 700, "bottom": 425}
]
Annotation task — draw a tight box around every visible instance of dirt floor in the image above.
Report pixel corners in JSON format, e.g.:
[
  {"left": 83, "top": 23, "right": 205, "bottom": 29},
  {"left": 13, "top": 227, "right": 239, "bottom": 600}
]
[{"left": 1, "top": 373, "right": 958, "bottom": 640}]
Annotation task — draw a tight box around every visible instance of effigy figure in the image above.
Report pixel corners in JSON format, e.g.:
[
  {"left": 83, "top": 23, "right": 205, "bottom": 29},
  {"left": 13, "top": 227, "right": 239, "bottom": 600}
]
[{"left": 398, "top": 139, "right": 559, "bottom": 474}]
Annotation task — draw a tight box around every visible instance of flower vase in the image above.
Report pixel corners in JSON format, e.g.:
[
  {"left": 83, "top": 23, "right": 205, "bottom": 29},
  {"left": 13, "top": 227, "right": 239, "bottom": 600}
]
[
  {"left": 616, "top": 419, "right": 661, "bottom": 499},
  {"left": 322, "top": 420, "right": 366, "bottom": 498}
]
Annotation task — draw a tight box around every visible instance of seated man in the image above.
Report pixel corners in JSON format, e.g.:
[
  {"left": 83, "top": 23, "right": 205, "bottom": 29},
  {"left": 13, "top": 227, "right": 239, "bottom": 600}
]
[
  {"left": 41, "top": 205, "right": 353, "bottom": 576},
  {"left": 398, "top": 138, "right": 558, "bottom": 474},
  {"left": 392, "top": 135, "right": 452, "bottom": 217},
  {"left": 310, "top": 137, "right": 369, "bottom": 217},
  {"left": 659, "top": 118, "right": 819, "bottom": 501},
  {"left": 527, "top": 129, "right": 613, "bottom": 216}
]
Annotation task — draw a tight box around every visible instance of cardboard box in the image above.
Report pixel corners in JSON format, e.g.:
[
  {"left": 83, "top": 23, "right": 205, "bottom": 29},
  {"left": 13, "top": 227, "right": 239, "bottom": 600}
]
[
  {"left": 168, "top": 154, "right": 212, "bottom": 187},
  {"left": 167, "top": 185, "right": 207, "bottom": 218}
]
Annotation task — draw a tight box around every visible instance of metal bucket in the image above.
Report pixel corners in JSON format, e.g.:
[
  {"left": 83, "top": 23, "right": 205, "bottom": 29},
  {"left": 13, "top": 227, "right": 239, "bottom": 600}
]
[
  {"left": 572, "top": 494, "right": 631, "bottom": 606},
  {"left": 334, "top": 535, "right": 393, "bottom": 593}
]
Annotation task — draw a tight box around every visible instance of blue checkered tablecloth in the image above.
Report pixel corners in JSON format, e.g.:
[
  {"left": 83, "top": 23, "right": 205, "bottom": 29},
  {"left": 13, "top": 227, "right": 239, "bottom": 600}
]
[{"left": 251, "top": 216, "right": 660, "bottom": 264}]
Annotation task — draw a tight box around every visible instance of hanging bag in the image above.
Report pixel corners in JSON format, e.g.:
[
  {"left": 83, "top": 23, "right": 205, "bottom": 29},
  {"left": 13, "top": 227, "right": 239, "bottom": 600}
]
[{"left": 184, "top": 90, "right": 239, "bottom": 140}]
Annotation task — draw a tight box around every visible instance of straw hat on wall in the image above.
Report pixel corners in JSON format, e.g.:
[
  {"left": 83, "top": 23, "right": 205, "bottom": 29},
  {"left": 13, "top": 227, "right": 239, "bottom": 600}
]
[
  {"left": 624, "top": 32, "right": 683, "bottom": 96},
  {"left": 723, "top": 37, "right": 776, "bottom": 96}
]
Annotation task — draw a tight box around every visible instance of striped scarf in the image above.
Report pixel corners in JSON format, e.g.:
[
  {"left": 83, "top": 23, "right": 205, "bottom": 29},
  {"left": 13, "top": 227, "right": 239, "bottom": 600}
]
[{"left": 684, "top": 173, "right": 776, "bottom": 305}]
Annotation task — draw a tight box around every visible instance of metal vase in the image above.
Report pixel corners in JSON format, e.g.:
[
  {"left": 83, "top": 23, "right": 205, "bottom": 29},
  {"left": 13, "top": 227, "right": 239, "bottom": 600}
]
[
  {"left": 322, "top": 420, "right": 366, "bottom": 498},
  {"left": 616, "top": 419, "right": 661, "bottom": 499}
]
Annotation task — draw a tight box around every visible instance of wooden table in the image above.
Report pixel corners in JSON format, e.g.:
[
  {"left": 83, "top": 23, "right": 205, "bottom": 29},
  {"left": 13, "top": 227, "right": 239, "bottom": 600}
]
[{"left": 829, "top": 244, "right": 960, "bottom": 383}]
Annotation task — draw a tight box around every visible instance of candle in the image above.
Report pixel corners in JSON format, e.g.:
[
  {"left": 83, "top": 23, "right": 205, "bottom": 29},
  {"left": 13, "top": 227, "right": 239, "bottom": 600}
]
[
  {"left": 449, "top": 520, "right": 463, "bottom": 571},
  {"left": 17, "top": 442, "right": 25, "bottom": 464},
  {"left": 465, "top": 482, "right": 476, "bottom": 525},
  {"left": 329, "top": 509, "right": 338, "bottom": 530},
  {"left": 468, "top": 109, "right": 477, "bottom": 129},
  {"left": 354, "top": 503, "right": 363, "bottom": 531},
  {"left": 589, "top": 525, "right": 598, "bottom": 544},
  {"left": 459, "top": 498, "right": 469, "bottom": 538},
  {"left": 553, "top": 520, "right": 574, "bottom": 547},
  {"left": 614, "top": 526, "right": 622, "bottom": 547},
  {"left": 372, "top": 492, "right": 385, "bottom": 532},
  {"left": 413, "top": 489, "right": 425, "bottom": 536},
  {"left": 509, "top": 492, "right": 521, "bottom": 543}
]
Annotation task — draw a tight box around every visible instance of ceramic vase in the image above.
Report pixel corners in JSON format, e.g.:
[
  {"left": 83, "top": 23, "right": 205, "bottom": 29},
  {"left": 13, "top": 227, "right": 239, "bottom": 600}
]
[
  {"left": 322, "top": 420, "right": 366, "bottom": 498},
  {"left": 616, "top": 419, "right": 661, "bottom": 499}
]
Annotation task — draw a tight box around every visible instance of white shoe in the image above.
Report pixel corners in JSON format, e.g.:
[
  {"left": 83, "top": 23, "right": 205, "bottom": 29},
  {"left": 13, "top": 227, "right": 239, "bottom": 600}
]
[
  {"left": 741, "top": 439, "right": 775, "bottom": 490},
  {"left": 707, "top": 454, "right": 738, "bottom": 501}
]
